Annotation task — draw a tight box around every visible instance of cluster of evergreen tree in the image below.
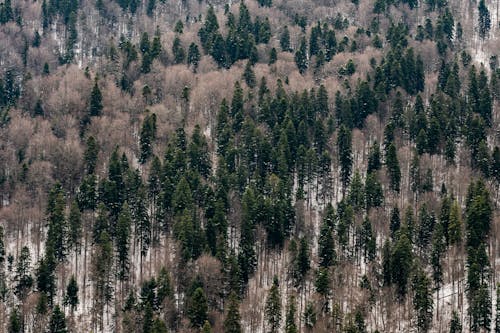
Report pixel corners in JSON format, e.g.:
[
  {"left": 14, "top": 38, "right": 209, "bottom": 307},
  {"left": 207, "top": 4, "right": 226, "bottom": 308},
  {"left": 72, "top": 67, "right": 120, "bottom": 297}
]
[{"left": 198, "top": 4, "right": 270, "bottom": 68}]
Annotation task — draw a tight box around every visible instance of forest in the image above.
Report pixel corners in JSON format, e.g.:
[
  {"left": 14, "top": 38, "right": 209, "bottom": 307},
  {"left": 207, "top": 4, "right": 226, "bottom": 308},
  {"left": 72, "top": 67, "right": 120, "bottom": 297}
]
[{"left": 0, "top": 0, "right": 500, "bottom": 332}]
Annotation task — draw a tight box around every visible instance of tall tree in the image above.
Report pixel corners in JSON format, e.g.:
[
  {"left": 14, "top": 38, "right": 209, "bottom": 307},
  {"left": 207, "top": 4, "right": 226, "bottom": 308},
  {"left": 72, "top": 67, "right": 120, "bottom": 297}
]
[
  {"left": 224, "top": 292, "right": 242, "bottom": 333},
  {"left": 337, "top": 125, "right": 353, "bottom": 191},
  {"left": 265, "top": 277, "right": 282, "bottom": 333}
]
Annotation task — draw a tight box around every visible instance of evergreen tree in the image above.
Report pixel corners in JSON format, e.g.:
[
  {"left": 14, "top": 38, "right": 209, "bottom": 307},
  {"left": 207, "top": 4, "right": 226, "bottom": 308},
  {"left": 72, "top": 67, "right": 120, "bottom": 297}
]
[
  {"left": 243, "top": 61, "right": 256, "bottom": 88},
  {"left": 172, "top": 36, "right": 186, "bottom": 64},
  {"left": 367, "top": 141, "right": 381, "bottom": 173},
  {"left": 265, "top": 276, "right": 282, "bottom": 333},
  {"left": 89, "top": 78, "right": 103, "bottom": 117},
  {"left": 303, "top": 302, "right": 317, "bottom": 330},
  {"left": 285, "top": 296, "right": 298, "bottom": 333},
  {"left": 84, "top": 136, "right": 99, "bottom": 175},
  {"left": 478, "top": 0, "right": 491, "bottom": 39},
  {"left": 224, "top": 292, "right": 242, "bottom": 333},
  {"left": 48, "top": 305, "right": 67, "bottom": 333},
  {"left": 386, "top": 143, "right": 401, "bottom": 192},
  {"left": 295, "top": 37, "right": 308, "bottom": 74},
  {"left": 140, "top": 113, "right": 157, "bottom": 164},
  {"left": 413, "top": 267, "right": 433, "bottom": 332},
  {"left": 318, "top": 205, "right": 336, "bottom": 267},
  {"left": 187, "top": 287, "right": 208, "bottom": 328},
  {"left": 116, "top": 203, "right": 131, "bottom": 281},
  {"left": 64, "top": 275, "right": 78, "bottom": 311},
  {"left": 46, "top": 183, "right": 68, "bottom": 261},
  {"left": 337, "top": 125, "right": 353, "bottom": 191},
  {"left": 8, "top": 308, "right": 22, "bottom": 333},
  {"left": 450, "top": 310, "right": 462, "bottom": 333},
  {"left": 14, "top": 246, "right": 33, "bottom": 301},
  {"left": 280, "top": 26, "right": 291, "bottom": 52},
  {"left": 67, "top": 201, "right": 81, "bottom": 253},
  {"left": 187, "top": 43, "right": 201, "bottom": 71},
  {"left": 392, "top": 233, "right": 413, "bottom": 300}
]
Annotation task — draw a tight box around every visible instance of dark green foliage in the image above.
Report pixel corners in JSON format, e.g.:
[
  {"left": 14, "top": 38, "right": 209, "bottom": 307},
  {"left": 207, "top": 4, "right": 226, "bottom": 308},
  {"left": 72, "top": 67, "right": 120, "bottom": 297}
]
[
  {"left": 295, "top": 37, "right": 308, "bottom": 74},
  {"left": 413, "top": 267, "right": 433, "bottom": 332},
  {"left": 46, "top": 183, "right": 67, "bottom": 262},
  {"left": 392, "top": 232, "right": 413, "bottom": 300},
  {"left": 89, "top": 79, "right": 103, "bottom": 117},
  {"left": 478, "top": 0, "right": 491, "bottom": 39},
  {"left": 280, "top": 26, "right": 291, "bottom": 52},
  {"left": 140, "top": 113, "right": 157, "bottom": 164},
  {"left": 303, "top": 302, "right": 316, "bottom": 330},
  {"left": 318, "top": 205, "right": 335, "bottom": 267},
  {"left": 48, "top": 305, "right": 67, "bottom": 333},
  {"left": 187, "top": 287, "right": 208, "bottom": 328},
  {"left": 285, "top": 296, "right": 298, "bottom": 333},
  {"left": 8, "top": 308, "right": 22, "bottom": 333},
  {"left": 450, "top": 310, "right": 462, "bottom": 333},
  {"left": 365, "top": 172, "right": 383, "bottom": 210},
  {"left": 187, "top": 43, "right": 201, "bottom": 71},
  {"left": 116, "top": 203, "right": 131, "bottom": 281},
  {"left": 224, "top": 292, "right": 242, "bottom": 333},
  {"left": 15, "top": 247, "right": 33, "bottom": 300},
  {"left": 265, "top": 277, "right": 281, "bottom": 333},
  {"left": 64, "top": 275, "right": 79, "bottom": 311},
  {"left": 172, "top": 36, "right": 186, "bottom": 64},
  {"left": 385, "top": 143, "right": 401, "bottom": 192},
  {"left": 292, "top": 237, "right": 311, "bottom": 286},
  {"left": 84, "top": 136, "right": 99, "bottom": 174},
  {"left": 337, "top": 125, "right": 352, "bottom": 191}
]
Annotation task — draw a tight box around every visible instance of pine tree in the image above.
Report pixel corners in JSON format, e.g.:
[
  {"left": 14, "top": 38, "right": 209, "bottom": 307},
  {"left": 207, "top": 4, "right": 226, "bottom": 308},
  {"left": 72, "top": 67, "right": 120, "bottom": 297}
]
[
  {"left": 386, "top": 143, "right": 401, "bottom": 192},
  {"left": 337, "top": 125, "right": 353, "bottom": 191},
  {"left": 280, "top": 26, "right": 291, "bottom": 52},
  {"left": 187, "top": 43, "right": 201, "bottom": 71},
  {"left": 318, "top": 205, "right": 335, "bottom": 267},
  {"left": 92, "top": 230, "right": 114, "bottom": 328},
  {"left": 295, "top": 37, "right": 308, "bottom": 74},
  {"left": 450, "top": 310, "right": 462, "bottom": 332},
  {"left": 224, "top": 292, "right": 242, "bottom": 333},
  {"left": 293, "top": 237, "right": 311, "bottom": 286},
  {"left": 478, "top": 0, "right": 491, "bottom": 39},
  {"left": 367, "top": 141, "right": 381, "bottom": 173},
  {"left": 303, "top": 302, "right": 317, "bottom": 330},
  {"left": 8, "top": 308, "right": 22, "bottom": 333},
  {"left": 48, "top": 305, "right": 67, "bottom": 333},
  {"left": 14, "top": 246, "right": 33, "bottom": 301},
  {"left": 67, "top": 201, "right": 81, "bottom": 253},
  {"left": 140, "top": 113, "right": 157, "bottom": 164},
  {"left": 265, "top": 276, "right": 282, "bottom": 333},
  {"left": 187, "top": 287, "right": 208, "bottom": 328},
  {"left": 172, "top": 36, "right": 186, "bottom": 64},
  {"left": 89, "top": 78, "right": 103, "bottom": 117},
  {"left": 84, "top": 136, "right": 99, "bottom": 175},
  {"left": 392, "top": 233, "right": 413, "bottom": 300},
  {"left": 46, "top": 183, "right": 68, "bottom": 261},
  {"left": 243, "top": 61, "right": 256, "bottom": 88},
  {"left": 285, "top": 296, "right": 298, "bottom": 333},
  {"left": 64, "top": 275, "right": 79, "bottom": 311},
  {"left": 116, "top": 203, "right": 131, "bottom": 281},
  {"left": 413, "top": 267, "right": 433, "bottom": 332}
]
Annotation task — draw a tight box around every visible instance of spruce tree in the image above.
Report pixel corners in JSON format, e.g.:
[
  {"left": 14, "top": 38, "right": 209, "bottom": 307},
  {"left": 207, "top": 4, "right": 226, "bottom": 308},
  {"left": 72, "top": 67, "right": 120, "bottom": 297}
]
[
  {"left": 285, "top": 296, "right": 298, "bottom": 333},
  {"left": 187, "top": 287, "right": 208, "bottom": 328},
  {"left": 89, "top": 78, "right": 103, "bottom": 117},
  {"left": 386, "top": 143, "right": 401, "bottom": 192},
  {"left": 224, "top": 292, "right": 242, "bottom": 333},
  {"left": 337, "top": 125, "right": 353, "bottom": 191},
  {"left": 48, "top": 305, "right": 67, "bottom": 333},
  {"left": 265, "top": 276, "right": 282, "bottom": 333},
  {"left": 64, "top": 275, "right": 79, "bottom": 311}
]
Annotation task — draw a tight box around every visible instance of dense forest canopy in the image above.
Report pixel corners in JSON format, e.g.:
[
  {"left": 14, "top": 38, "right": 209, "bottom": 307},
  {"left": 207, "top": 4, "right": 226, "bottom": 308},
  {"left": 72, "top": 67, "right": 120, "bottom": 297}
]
[{"left": 0, "top": 0, "right": 499, "bottom": 332}]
